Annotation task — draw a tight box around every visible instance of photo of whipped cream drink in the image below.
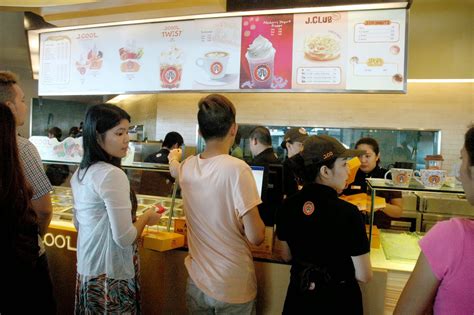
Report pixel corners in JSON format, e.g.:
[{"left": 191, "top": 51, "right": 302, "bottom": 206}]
[
  {"left": 245, "top": 35, "right": 275, "bottom": 88},
  {"left": 160, "top": 46, "right": 184, "bottom": 89}
]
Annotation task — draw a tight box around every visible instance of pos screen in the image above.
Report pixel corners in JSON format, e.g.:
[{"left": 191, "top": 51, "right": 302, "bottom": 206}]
[{"left": 250, "top": 166, "right": 265, "bottom": 198}]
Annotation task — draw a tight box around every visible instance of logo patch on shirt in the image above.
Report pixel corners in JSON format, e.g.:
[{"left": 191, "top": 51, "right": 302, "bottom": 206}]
[{"left": 302, "top": 201, "right": 315, "bottom": 216}]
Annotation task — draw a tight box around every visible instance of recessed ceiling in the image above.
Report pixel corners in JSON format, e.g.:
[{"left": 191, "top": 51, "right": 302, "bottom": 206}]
[
  {"left": 2, "top": 0, "right": 226, "bottom": 26},
  {"left": 0, "top": 0, "right": 98, "bottom": 7}
]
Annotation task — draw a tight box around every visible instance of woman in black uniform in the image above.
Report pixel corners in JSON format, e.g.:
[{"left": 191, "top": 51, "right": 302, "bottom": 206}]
[
  {"left": 276, "top": 135, "right": 372, "bottom": 315},
  {"left": 343, "top": 137, "right": 403, "bottom": 229}
]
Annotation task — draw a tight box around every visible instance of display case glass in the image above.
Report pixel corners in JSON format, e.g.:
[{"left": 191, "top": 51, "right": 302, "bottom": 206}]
[
  {"left": 197, "top": 124, "right": 441, "bottom": 169},
  {"left": 366, "top": 178, "right": 467, "bottom": 249},
  {"left": 47, "top": 161, "right": 183, "bottom": 233}
]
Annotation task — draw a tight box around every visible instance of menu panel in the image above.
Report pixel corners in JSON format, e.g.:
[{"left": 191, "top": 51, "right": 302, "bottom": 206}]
[
  {"left": 346, "top": 9, "right": 406, "bottom": 90},
  {"left": 239, "top": 14, "right": 293, "bottom": 90},
  {"left": 192, "top": 17, "right": 242, "bottom": 90},
  {"left": 38, "top": 8, "right": 407, "bottom": 95},
  {"left": 153, "top": 20, "right": 195, "bottom": 91},
  {"left": 292, "top": 12, "right": 347, "bottom": 89}
]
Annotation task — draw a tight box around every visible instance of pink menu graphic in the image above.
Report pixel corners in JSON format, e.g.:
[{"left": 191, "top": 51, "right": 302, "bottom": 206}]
[
  {"left": 239, "top": 14, "right": 293, "bottom": 90},
  {"left": 292, "top": 12, "right": 347, "bottom": 89}
]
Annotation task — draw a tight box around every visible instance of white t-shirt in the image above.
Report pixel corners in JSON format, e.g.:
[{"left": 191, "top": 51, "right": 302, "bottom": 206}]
[
  {"left": 71, "top": 162, "right": 137, "bottom": 279},
  {"left": 177, "top": 154, "right": 261, "bottom": 304}
]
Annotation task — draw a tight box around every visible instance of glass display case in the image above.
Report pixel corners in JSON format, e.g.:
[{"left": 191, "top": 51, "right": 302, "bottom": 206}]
[
  {"left": 47, "top": 161, "right": 183, "bottom": 233},
  {"left": 197, "top": 124, "right": 441, "bottom": 169},
  {"left": 366, "top": 178, "right": 468, "bottom": 248}
]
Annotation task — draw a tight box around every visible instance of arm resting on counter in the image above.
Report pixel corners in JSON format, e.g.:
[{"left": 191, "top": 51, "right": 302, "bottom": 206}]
[
  {"left": 393, "top": 252, "right": 439, "bottom": 315},
  {"left": 351, "top": 253, "right": 373, "bottom": 283},
  {"left": 242, "top": 206, "right": 265, "bottom": 246},
  {"left": 381, "top": 197, "right": 403, "bottom": 218},
  {"left": 31, "top": 193, "right": 53, "bottom": 236}
]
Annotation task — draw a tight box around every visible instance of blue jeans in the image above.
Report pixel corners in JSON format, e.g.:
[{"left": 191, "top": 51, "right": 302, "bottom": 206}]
[{"left": 186, "top": 277, "right": 256, "bottom": 315}]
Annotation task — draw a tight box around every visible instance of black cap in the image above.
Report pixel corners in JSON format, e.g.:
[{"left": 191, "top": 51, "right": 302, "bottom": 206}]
[
  {"left": 281, "top": 127, "right": 309, "bottom": 149},
  {"left": 301, "top": 135, "right": 365, "bottom": 166}
]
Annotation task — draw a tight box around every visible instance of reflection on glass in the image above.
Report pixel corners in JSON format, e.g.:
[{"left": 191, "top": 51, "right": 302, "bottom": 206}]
[{"left": 197, "top": 124, "right": 441, "bottom": 170}]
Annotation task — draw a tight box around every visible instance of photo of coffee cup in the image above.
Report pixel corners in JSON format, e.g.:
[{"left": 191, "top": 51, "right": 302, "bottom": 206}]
[
  {"left": 245, "top": 35, "right": 275, "bottom": 89},
  {"left": 196, "top": 51, "right": 229, "bottom": 80},
  {"left": 385, "top": 168, "right": 413, "bottom": 187},
  {"left": 414, "top": 169, "right": 447, "bottom": 189}
]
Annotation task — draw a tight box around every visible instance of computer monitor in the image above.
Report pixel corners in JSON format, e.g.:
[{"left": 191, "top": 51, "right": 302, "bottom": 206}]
[
  {"left": 250, "top": 164, "right": 284, "bottom": 226},
  {"left": 251, "top": 166, "right": 265, "bottom": 198}
]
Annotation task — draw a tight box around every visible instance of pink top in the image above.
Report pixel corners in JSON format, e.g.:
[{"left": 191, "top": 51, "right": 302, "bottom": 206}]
[
  {"left": 177, "top": 154, "right": 261, "bottom": 304},
  {"left": 419, "top": 218, "right": 474, "bottom": 315}
]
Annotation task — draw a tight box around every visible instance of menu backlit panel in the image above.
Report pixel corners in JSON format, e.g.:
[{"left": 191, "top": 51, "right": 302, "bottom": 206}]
[{"left": 38, "top": 8, "right": 407, "bottom": 95}]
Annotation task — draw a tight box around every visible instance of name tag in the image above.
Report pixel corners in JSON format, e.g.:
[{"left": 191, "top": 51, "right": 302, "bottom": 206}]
[{"left": 351, "top": 185, "right": 362, "bottom": 190}]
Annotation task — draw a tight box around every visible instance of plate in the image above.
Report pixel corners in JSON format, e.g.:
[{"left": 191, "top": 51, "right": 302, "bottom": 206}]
[{"left": 194, "top": 73, "right": 238, "bottom": 86}]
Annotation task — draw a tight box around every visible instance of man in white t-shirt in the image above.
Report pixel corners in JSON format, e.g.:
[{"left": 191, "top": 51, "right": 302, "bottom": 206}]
[{"left": 169, "top": 94, "right": 265, "bottom": 314}]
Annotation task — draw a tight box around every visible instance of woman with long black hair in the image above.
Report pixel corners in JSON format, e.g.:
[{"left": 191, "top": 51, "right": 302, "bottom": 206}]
[
  {"left": 71, "top": 103, "right": 161, "bottom": 314},
  {"left": 0, "top": 102, "right": 55, "bottom": 314}
]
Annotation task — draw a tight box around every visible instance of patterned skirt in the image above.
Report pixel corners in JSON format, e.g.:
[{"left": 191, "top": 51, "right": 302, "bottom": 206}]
[{"left": 74, "top": 244, "right": 141, "bottom": 315}]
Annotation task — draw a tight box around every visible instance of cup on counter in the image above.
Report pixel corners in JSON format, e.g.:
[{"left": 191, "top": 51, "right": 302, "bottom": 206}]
[
  {"left": 384, "top": 168, "right": 413, "bottom": 187},
  {"left": 196, "top": 51, "right": 229, "bottom": 80},
  {"left": 414, "top": 169, "right": 447, "bottom": 189}
]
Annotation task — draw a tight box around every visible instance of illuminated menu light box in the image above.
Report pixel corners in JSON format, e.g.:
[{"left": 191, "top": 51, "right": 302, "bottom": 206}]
[{"left": 37, "top": 8, "right": 407, "bottom": 95}]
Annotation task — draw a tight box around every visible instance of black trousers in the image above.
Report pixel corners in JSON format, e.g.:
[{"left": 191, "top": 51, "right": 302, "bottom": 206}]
[{"left": 2, "top": 254, "right": 56, "bottom": 315}]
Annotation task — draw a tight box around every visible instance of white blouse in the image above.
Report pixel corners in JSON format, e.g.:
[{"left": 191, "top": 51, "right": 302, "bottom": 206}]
[{"left": 71, "top": 162, "right": 137, "bottom": 280}]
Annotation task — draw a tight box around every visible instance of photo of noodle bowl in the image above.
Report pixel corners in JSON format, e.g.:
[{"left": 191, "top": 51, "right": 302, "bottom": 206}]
[{"left": 304, "top": 33, "right": 341, "bottom": 61}]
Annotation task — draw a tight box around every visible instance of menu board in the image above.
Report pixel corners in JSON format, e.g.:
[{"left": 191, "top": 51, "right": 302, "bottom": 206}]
[
  {"left": 38, "top": 8, "right": 407, "bottom": 95},
  {"left": 239, "top": 14, "right": 293, "bottom": 90}
]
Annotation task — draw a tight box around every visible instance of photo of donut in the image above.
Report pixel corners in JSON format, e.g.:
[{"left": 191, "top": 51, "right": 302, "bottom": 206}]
[{"left": 120, "top": 60, "right": 140, "bottom": 72}]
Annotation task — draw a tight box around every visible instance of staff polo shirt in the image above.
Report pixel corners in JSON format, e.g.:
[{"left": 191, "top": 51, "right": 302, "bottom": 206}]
[
  {"left": 343, "top": 166, "right": 401, "bottom": 200},
  {"left": 251, "top": 147, "right": 280, "bottom": 165},
  {"left": 283, "top": 158, "right": 298, "bottom": 198},
  {"left": 144, "top": 148, "right": 170, "bottom": 164},
  {"left": 276, "top": 183, "right": 369, "bottom": 281},
  {"left": 343, "top": 166, "right": 402, "bottom": 229}
]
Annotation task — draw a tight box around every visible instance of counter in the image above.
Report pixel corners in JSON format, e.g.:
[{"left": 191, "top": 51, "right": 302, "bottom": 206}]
[
  {"left": 45, "top": 213, "right": 418, "bottom": 314},
  {"left": 47, "top": 182, "right": 431, "bottom": 314}
]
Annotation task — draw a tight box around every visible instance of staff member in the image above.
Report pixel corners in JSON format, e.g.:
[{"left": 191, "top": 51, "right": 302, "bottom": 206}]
[
  {"left": 343, "top": 137, "right": 403, "bottom": 229},
  {"left": 276, "top": 135, "right": 372, "bottom": 314},
  {"left": 249, "top": 126, "right": 280, "bottom": 165},
  {"left": 145, "top": 131, "right": 183, "bottom": 164},
  {"left": 281, "top": 127, "right": 308, "bottom": 197}
]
